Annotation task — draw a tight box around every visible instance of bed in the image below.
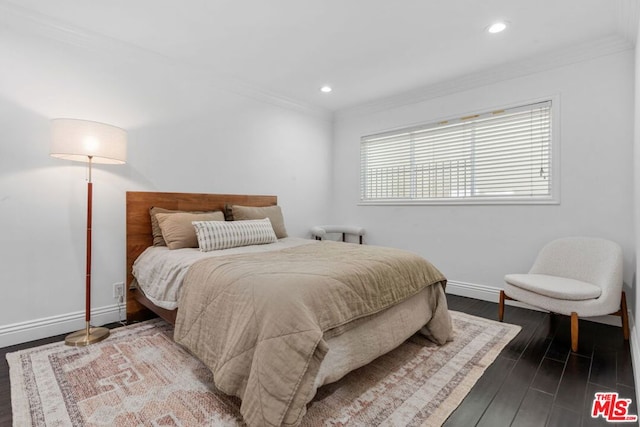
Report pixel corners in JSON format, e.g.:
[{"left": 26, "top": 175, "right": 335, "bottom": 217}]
[{"left": 126, "top": 191, "right": 452, "bottom": 427}]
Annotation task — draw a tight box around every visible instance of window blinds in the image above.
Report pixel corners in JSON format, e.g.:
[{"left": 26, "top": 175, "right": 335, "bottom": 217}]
[{"left": 360, "top": 100, "right": 552, "bottom": 202}]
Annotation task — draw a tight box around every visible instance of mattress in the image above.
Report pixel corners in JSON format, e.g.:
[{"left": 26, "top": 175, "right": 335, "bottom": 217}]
[{"left": 132, "top": 237, "right": 313, "bottom": 310}]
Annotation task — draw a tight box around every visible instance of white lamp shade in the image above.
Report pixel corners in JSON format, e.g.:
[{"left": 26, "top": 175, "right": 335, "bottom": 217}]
[{"left": 51, "top": 118, "right": 127, "bottom": 164}]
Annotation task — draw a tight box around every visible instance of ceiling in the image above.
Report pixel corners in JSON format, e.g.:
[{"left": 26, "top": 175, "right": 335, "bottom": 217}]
[{"left": 2, "top": 0, "right": 637, "bottom": 113}]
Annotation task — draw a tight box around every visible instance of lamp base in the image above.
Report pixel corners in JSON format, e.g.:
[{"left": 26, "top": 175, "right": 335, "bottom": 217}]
[{"left": 65, "top": 323, "right": 110, "bottom": 346}]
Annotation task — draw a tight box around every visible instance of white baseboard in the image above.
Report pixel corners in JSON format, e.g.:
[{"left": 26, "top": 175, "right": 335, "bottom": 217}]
[
  {"left": 446, "top": 280, "right": 500, "bottom": 302},
  {"left": 446, "top": 280, "right": 623, "bottom": 327},
  {"left": 0, "top": 303, "right": 125, "bottom": 348}
]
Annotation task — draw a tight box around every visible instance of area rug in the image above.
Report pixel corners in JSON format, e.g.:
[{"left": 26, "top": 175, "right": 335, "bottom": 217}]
[{"left": 8, "top": 311, "right": 520, "bottom": 426}]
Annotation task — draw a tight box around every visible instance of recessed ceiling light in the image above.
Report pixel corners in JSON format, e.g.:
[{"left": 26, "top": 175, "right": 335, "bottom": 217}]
[
  {"left": 320, "top": 85, "right": 332, "bottom": 93},
  {"left": 487, "top": 22, "right": 507, "bottom": 34}
]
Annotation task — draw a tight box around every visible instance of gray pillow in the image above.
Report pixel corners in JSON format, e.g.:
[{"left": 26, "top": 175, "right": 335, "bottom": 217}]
[
  {"left": 228, "top": 205, "right": 288, "bottom": 238},
  {"left": 150, "top": 207, "right": 181, "bottom": 246}
]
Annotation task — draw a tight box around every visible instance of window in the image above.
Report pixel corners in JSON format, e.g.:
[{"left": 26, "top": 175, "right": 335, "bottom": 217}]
[{"left": 360, "top": 100, "right": 555, "bottom": 204}]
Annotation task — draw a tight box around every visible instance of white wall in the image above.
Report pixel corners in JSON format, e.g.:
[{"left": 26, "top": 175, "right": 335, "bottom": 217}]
[
  {"left": 0, "top": 21, "right": 333, "bottom": 345},
  {"left": 333, "top": 51, "right": 635, "bottom": 304}
]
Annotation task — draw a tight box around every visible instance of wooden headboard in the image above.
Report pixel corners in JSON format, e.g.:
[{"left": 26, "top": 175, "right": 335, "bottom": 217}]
[{"left": 126, "top": 191, "right": 277, "bottom": 321}]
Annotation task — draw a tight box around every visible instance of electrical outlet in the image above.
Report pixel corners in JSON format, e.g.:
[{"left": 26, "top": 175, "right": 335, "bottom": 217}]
[{"left": 113, "top": 282, "right": 124, "bottom": 299}]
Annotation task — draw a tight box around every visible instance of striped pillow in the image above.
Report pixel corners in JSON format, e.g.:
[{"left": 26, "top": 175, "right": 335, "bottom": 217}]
[{"left": 192, "top": 218, "right": 277, "bottom": 252}]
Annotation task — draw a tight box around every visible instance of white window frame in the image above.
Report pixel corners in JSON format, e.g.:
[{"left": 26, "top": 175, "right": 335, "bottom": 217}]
[{"left": 359, "top": 96, "right": 560, "bottom": 205}]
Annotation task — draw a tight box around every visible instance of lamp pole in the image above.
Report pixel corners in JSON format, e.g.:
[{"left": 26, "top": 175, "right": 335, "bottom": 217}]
[{"left": 65, "top": 155, "right": 110, "bottom": 346}]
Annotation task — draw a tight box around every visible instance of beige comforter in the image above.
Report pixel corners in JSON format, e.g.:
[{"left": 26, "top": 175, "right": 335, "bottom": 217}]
[{"left": 174, "top": 241, "right": 451, "bottom": 427}]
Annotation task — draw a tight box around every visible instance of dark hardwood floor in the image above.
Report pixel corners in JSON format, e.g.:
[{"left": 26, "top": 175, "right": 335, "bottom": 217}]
[
  {"left": 445, "top": 295, "right": 637, "bottom": 427},
  {"left": 0, "top": 295, "right": 635, "bottom": 426}
]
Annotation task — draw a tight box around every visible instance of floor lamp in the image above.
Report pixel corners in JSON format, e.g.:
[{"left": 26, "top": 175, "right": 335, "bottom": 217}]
[{"left": 50, "top": 118, "right": 127, "bottom": 346}]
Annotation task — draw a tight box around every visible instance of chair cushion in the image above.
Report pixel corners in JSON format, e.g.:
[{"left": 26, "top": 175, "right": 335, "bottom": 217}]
[{"left": 504, "top": 274, "right": 601, "bottom": 301}]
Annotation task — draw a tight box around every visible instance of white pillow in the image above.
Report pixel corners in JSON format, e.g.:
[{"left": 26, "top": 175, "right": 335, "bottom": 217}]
[{"left": 192, "top": 218, "right": 277, "bottom": 252}]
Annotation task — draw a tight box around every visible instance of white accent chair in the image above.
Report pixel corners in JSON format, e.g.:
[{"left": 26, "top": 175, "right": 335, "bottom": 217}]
[{"left": 499, "top": 237, "right": 628, "bottom": 352}]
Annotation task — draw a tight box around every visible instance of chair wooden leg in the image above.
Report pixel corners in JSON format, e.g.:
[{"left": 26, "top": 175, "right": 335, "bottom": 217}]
[
  {"left": 499, "top": 290, "right": 505, "bottom": 322},
  {"left": 571, "top": 312, "right": 579, "bottom": 352},
  {"left": 621, "top": 291, "right": 630, "bottom": 341}
]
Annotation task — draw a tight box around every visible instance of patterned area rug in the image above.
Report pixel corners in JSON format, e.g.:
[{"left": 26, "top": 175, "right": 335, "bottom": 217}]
[{"left": 8, "top": 311, "right": 520, "bottom": 426}]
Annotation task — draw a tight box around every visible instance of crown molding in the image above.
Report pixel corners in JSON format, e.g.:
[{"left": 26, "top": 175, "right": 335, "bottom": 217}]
[
  {"left": 2, "top": 0, "right": 633, "bottom": 124},
  {"left": 0, "top": 1, "right": 333, "bottom": 122},
  {"left": 335, "top": 34, "right": 633, "bottom": 122}
]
